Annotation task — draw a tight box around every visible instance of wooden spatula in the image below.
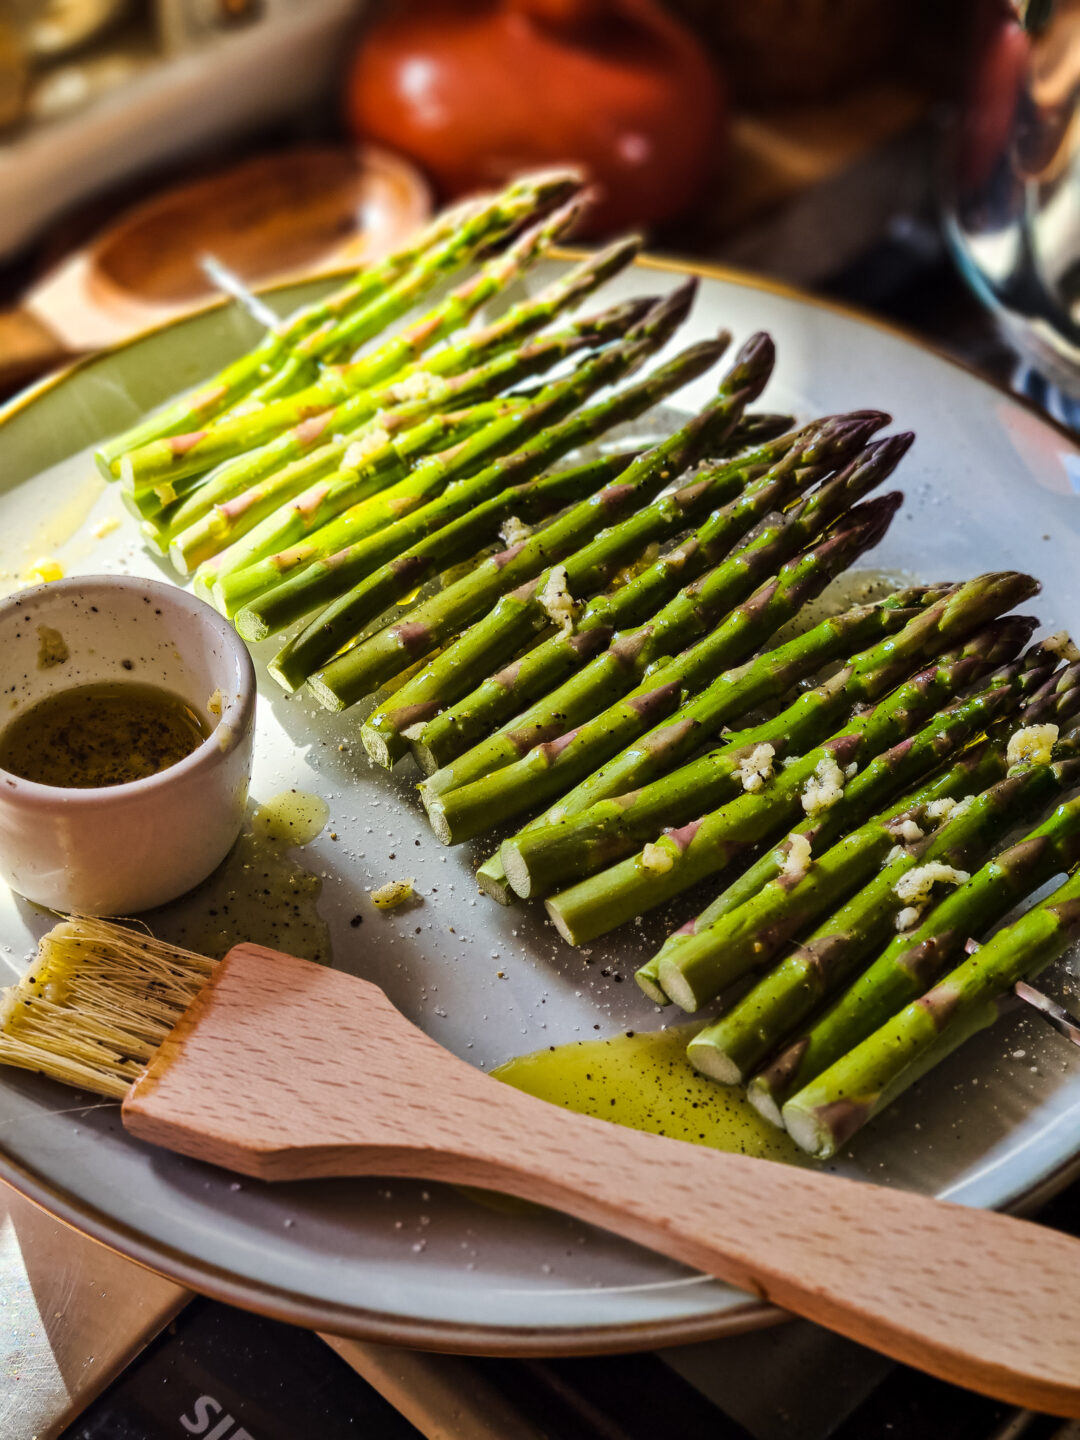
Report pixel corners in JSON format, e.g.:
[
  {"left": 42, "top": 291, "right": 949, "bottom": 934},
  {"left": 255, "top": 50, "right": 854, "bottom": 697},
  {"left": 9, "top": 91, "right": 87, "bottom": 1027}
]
[{"left": 119, "top": 941, "right": 1080, "bottom": 1417}]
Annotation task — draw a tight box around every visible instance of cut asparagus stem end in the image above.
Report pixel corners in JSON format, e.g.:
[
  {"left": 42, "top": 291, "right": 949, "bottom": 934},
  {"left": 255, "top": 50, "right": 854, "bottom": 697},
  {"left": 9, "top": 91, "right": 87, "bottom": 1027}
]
[
  {"left": 361, "top": 721, "right": 401, "bottom": 768},
  {"left": 685, "top": 1033, "right": 742, "bottom": 1085},
  {"left": 501, "top": 843, "right": 533, "bottom": 899},
  {"left": 475, "top": 854, "right": 515, "bottom": 904},
  {"left": 634, "top": 963, "right": 671, "bottom": 1006},
  {"left": 192, "top": 570, "right": 217, "bottom": 606},
  {"left": 234, "top": 607, "right": 270, "bottom": 643},
  {"left": 781, "top": 1100, "right": 842, "bottom": 1159},
  {"left": 655, "top": 959, "right": 704, "bottom": 1013},
  {"left": 544, "top": 899, "right": 580, "bottom": 945},
  {"left": 745, "top": 1076, "right": 785, "bottom": 1129},
  {"left": 307, "top": 675, "right": 348, "bottom": 714},
  {"left": 410, "top": 741, "right": 441, "bottom": 777},
  {"left": 266, "top": 655, "right": 303, "bottom": 694},
  {"left": 424, "top": 802, "right": 453, "bottom": 847}
]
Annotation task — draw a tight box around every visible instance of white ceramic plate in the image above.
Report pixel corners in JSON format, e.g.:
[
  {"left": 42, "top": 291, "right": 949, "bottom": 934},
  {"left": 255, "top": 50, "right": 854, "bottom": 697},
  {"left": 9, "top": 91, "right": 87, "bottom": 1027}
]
[{"left": 0, "top": 256, "right": 1078, "bottom": 1352}]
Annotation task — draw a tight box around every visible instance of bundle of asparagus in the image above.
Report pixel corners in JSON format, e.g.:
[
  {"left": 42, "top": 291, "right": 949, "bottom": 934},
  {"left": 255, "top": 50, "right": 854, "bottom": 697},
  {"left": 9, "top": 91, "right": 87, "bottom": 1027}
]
[{"left": 93, "top": 177, "right": 1080, "bottom": 1159}]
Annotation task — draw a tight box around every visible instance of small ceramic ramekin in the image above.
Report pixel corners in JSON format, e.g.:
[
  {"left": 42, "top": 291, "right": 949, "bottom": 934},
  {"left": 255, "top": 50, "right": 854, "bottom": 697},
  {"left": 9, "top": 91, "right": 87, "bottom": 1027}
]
[{"left": 0, "top": 575, "right": 255, "bottom": 914}]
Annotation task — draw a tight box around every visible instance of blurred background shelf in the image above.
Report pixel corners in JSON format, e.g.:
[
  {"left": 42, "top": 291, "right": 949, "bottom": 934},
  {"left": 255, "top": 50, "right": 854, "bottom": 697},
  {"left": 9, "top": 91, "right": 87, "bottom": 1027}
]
[{"left": 0, "top": 0, "right": 360, "bottom": 260}]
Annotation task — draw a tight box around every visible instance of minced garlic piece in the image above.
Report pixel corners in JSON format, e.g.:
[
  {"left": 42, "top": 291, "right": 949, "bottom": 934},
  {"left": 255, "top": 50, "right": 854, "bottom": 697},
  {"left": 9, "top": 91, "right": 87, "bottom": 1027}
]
[
  {"left": 344, "top": 425, "right": 391, "bottom": 469},
  {"left": 801, "top": 755, "right": 847, "bottom": 817},
  {"left": 925, "top": 794, "right": 976, "bottom": 825},
  {"left": 884, "top": 845, "right": 906, "bottom": 866},
  {"left": 499, "top": 515, "right": 532, "bottom": 547},
  {"left": 1042, "top": 630, "right": 1080, "bottom": 663},
  {"left": 392, "top": 371, "right": 449, "bottom": 403},
  {"left": 894, "top": 862, "right": 971, "bottom": 907},
  {"left": 896, "top": 818, "right": 924, "bottom": 844},
  {"left": 538, "top": 565, "right": 579, "bottom": 634},
  {"left": 1006, "top": 723, "right": 1058, "bottom": 767},
  {"left": 895, "top": 906, "right": 922, "bottom": 932},
  {"left": 737, "top": 743, "right": 775, "bottom": 794},
  {"left": 844, "top": 762, "right": 858, "bottom": 780},
  {"left": 641, "top": 842, "right": 673, "bottom": 874},
  {"left": 207, "top": 688, "right": 223, "bottom": 717},
  {"left": 372, "top": 878, "right": 415, "bottom": 910},
  {"left": 925, "top": 797, "right": 958, "bottom": 823},
  {"left": 781, "top": 833, "right": 812, "bottom": 882}
]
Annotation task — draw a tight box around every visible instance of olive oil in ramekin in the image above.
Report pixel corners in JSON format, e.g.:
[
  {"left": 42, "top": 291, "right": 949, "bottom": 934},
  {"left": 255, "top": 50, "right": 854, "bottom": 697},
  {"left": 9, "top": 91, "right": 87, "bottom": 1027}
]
[{"left": 0, "top": 681, "right": 209, "bottom": 788}]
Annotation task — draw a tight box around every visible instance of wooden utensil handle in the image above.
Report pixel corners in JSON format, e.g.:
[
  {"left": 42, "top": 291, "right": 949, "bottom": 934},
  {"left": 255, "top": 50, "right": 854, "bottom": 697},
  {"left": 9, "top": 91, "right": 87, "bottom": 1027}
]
[
  {"left": 454, "top": 1094, "right": 1080, "bottom": 1416},
  {"left": 122, "top": 944, "right": 1080, "bottom": 1415}
]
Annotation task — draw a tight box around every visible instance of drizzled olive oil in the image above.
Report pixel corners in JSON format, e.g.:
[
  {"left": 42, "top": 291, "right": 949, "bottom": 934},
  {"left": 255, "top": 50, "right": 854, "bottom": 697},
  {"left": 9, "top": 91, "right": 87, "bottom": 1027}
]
[
  {"left": 493, "top": 1024, "right": 809, "bottom": 1163},
  {"left": 0, "top": 681, "right": 209, "bottom": 788}
]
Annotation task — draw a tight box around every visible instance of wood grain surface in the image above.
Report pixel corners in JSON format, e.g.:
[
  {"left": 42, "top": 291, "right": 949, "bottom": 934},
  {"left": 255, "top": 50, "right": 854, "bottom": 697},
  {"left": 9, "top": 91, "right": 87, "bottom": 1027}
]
[{"left": 123, "top": 943, "right": 1080, "bottom": 1416}]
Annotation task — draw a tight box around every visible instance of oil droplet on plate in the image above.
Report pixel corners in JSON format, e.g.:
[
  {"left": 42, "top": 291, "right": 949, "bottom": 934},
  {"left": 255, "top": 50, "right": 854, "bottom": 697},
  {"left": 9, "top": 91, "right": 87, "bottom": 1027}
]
[
  {"left": 252, "top": 789, "right": 330, "bottom": 845},
  {"left": 493, "top": 1024, "right": 809, "bottom": 1164},
  {"left": 146, "top": 795, "right": 332, "bottom": 964}
]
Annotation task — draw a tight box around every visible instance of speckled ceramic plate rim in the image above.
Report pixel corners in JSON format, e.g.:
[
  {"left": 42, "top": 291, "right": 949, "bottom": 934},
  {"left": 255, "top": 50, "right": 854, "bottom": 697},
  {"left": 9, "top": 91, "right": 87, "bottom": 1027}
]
[{"left": 0, "top": 252, "right": 1078, "bottom": 1353}]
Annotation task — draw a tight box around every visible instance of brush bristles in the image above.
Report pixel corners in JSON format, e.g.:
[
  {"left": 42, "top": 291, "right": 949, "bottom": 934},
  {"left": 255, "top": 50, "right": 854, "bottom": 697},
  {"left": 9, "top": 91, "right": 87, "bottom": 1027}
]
[{"left": 0, "top": 917, "right": 214, "bottom": 1099}]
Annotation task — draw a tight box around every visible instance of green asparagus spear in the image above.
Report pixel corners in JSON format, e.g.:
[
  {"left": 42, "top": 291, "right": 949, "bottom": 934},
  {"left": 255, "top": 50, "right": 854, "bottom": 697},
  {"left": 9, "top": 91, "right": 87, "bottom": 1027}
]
[
  {"left": 687, "top": 755, "right": 1080, "bottom": 1086},
  {"left": 94, "top": 174, "right": 574, "bottom": 475},
  {"left": 300, "top": 352, "right": 787, "bottom": 713},
  {"left": 182, "top": 283, "right": 699, "bottom": 582},
  {"left": 780, "top": 865, "right": 1080, "bottom": 1158},
  {"left": 349, "top": 339, "right": 776, "bottom": 759},
  {"left": 428, "top": 484, "right": 904, "bottom": 847},
  {"left": 227, "top": 298, "right": 706, "bottom": 632},
  {"left": 542, "top": 574, "right": 1039, "bottom": 946},
  {"left": 752, "top": 764, "right": 1080, "bottom": 1122},
  {"left": 205, "top": 313, "right": 652, "bottom": 617},
  {"left": 425, "top": 424, "right": 897, "bottom": 812},
  {"left": 118, "top": 193, "right": 595, "bottom": 493},
  {"left": 633, "top": 642, "right": 1069, "bottom": 1003},
  {"left": 247, "top": 452, "right": 640, "bottom": 637},
  {"left": 91, "top": 201, "right": 474, "bottom": 477},
  {"left": 493, "top": 530, "right": 936, "bottom": 899},
  {"left": 164, "top": 386, "right": 528, "bottom": 572},
  {"left": 230, "top": 411, "right": 792, "bottom": 635},
  {"left": 234, "top": 171, "right": 583, "bottom": 405},
  {"left": 131, "top": 287, "right": 649, "bottom": 544},
  {"left": 410, "top": 414, "right": 887, "bottom": 776}
]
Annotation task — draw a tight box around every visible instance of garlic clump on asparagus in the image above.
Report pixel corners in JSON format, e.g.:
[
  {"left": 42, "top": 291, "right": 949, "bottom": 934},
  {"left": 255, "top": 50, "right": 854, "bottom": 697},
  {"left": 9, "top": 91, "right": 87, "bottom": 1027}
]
[
  {"left": 538, "top": 564, "right": 580, "bottom": 634},
  {"left": 1007, "top": 723, "right": 1058, "bottom": 767},
  {"left": 893, "top": 861, "right": 970, "bottom": 930},
  {"left": 737, "top": 743, "right": 775, "bottom": 793},
  {"left": 801, "top": 755, "right": 849, "bottom": 817}
]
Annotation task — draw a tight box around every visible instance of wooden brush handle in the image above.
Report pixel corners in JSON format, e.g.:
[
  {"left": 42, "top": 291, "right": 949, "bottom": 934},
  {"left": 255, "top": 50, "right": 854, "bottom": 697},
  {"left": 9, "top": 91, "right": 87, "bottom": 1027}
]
[{"left": 124, "top": 944, "right": 1080, "bottom": 1414}]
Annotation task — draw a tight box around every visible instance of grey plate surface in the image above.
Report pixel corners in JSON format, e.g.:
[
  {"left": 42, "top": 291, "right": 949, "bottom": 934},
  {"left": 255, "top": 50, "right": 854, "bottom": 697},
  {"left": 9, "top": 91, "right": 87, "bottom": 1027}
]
[{"left": 0, "top": 256, "right": 1078, "bottom": 1350}]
